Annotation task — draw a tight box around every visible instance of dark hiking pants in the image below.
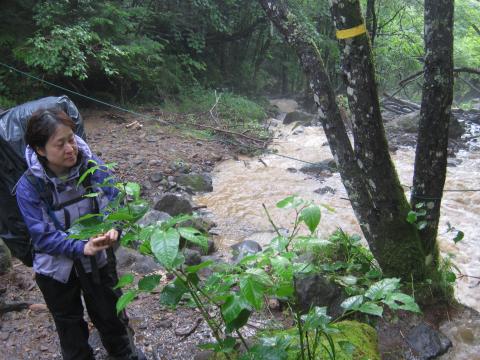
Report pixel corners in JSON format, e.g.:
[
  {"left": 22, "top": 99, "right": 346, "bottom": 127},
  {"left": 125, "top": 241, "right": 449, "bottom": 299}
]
[{"left": 36, "top": 264, "right": 136, "bottom": 360}]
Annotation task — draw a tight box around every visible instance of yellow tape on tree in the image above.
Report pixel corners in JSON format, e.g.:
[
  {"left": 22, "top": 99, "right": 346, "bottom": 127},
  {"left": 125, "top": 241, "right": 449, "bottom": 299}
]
[{"left": 336, "top": 24, "right": 367, "bottom": 39}]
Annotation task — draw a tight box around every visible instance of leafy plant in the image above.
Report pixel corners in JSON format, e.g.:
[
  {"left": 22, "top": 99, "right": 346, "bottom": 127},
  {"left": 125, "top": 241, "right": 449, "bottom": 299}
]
[{"left": 406, "top": 202, "right": 428, "bottom": 230}]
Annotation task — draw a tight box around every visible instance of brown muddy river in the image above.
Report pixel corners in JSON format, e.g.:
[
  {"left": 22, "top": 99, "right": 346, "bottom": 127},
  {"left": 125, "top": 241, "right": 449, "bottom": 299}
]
[{"left": 196, "top": 99, "right": 480, "bottom": 359}]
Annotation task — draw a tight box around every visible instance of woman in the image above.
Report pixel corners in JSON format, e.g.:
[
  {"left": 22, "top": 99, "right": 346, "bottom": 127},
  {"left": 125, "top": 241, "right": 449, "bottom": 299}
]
[{"left": 16, "top": 109, "right": 144, "bottom": 360}]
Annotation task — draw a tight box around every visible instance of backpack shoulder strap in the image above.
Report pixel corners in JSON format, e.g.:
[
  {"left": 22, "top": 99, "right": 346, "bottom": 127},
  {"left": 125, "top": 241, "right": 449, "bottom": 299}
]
[{"left": 23, "top": 170, "right": 63, "bottom": 230}]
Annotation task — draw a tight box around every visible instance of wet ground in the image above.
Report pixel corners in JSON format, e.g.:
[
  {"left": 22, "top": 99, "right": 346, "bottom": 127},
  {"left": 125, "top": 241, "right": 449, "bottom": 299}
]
[{"left": 0, "top": 109, "right": 236, "bottom": 360}]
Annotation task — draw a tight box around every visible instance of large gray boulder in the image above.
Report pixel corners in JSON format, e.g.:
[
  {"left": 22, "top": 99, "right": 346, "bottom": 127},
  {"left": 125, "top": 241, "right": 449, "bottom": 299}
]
[
  {"left": 283, "top": 111, "right": 313, "bottom": 125},
  {"left": 154, "top": 193, "right": 194, "bottom": 216},
  {"left": 385, "top": 110, "right": 465, "bottom": 139},
  {"left": 0, "top": 238, "right": 12, "bottom": 275},
  {"left": 294, "top": 273, "right": 346, "bottom": 318},
  {"left": 115, "top": 246, "right": 161, "bottom": 275},
  {"left": 405, "top": 323, "right": 452, "bottom": 359},
  {"left": 230, "top": 240, "right": 262, "bottom": 262},
  {"left": 300, "top": 159, "right": 338, "bottom": 177},
  {"left": 137, "top": 209, "right": 171, "bottom": 227}
]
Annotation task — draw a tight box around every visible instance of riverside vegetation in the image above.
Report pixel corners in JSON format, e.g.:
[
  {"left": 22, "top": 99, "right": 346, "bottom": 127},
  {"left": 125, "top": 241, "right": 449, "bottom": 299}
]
[{"left": 69, "top": 163, "right": 438, "bottom": 359}]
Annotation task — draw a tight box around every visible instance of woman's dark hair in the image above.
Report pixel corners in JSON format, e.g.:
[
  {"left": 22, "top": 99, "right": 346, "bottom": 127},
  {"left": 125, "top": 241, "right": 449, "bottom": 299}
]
[{"left": 25, "top": 109, "right": 76, "bottom": 150}]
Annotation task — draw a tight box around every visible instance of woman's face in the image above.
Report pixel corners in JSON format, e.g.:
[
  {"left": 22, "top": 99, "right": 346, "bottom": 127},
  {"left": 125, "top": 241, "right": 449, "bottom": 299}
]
[{"left": 37, "top": 124, "right": 78, "bottom": 176}]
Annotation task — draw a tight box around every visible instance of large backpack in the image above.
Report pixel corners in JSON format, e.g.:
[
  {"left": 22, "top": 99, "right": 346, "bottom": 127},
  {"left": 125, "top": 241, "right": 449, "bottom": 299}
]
[{"left": 0, "top": 95, "right": 86, "bottom": 266}]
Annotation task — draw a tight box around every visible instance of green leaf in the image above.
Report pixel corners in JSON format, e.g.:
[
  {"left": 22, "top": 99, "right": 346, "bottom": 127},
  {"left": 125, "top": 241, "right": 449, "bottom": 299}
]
[
  {"left": 161, "top": 214, "right": 193, "bottom": 229},
  {"left": 445, "top": 271, "right": 457, "bottom": 283},
  {"left": 406, "top": 211, "right": 417, "bottom": 224},
  {"left": 299, "top": 205, "right": 321, "bottom": 233},
  {"left": 186, "top": 260, "right": 214, "bottom": 274},
  {"left": 222, "top": 295, "right": 250, "bottom": 324},
  {"left": 116, "top": 290, "right": 137, "bottom": 314},
  {"left": 77, "top": 162, "right": 99, "bottom": 185},
  {"left": 178, "top": 227, "right": 208, "bottom": 252},
  {"left": 415, "top": 202, "right": 425, "bottom": 209},
  {"left": 302, "top": 306, "right": 331, "bottom": 330},
  {"left": 383, "top": 293, "right": 421, "bottom": 313},
  {"left": 453, "top": 230, "right": 464, "bottom": 243},
  {"left": 115, "top": 273, "right": 134, "bottom": 289},
  {"left": 245, "top": 268, "right": 273, "bottom": 287},
  {"left": 240, "top": 276, "right": 264, "bottom": 310},
  {"left": 417, "top": 220, "right": 428, "bottom": 230},
  {"left": 160, "top": 277, "right": 188, "bottom": 306},
  {"left": 125, "top": 182, "right": 141, "bottom": 200},
  {"left": 338, "top": 341, "right": 356, "bottom": 356},
  {"left": 341, "top": 295, "right": 364, "bottom": 311},
  {"left": 337, "top": 275, "right": 358, "bottom": 286},
  {"left": 358, "top": 302, "right": 383, "bottom": 316},
  {"left": 365, "top": 278, "right": 400, "bottom": 301},
  {"left": 151, "top": 227, "right": 180, "bottom": 269},
  {"left": 416, "top": 209, "right": 427, "bottom": 216},
  {"left": 276, "top": 195, "right": 303, "bottom": 209},
  {"left": 138, "top": 274, "right": 161, "bottom": 292},
  {"left": 83, "top": 192, "right": 100, "bottom": 198}
]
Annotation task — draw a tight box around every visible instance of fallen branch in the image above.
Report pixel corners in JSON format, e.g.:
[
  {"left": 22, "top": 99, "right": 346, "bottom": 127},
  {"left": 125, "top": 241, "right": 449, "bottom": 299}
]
[
  {"left": 0, "top": 301, "right": 30, "bottom": 314},
  {"left": 193, "top": 123, "right": 266, "bottom": 144}
]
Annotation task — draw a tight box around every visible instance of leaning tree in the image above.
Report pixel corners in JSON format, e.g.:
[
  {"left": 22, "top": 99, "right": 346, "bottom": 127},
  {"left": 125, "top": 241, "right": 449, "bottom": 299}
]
[{"left": 257, "top": 0, "right": 454, "bottom": 289}]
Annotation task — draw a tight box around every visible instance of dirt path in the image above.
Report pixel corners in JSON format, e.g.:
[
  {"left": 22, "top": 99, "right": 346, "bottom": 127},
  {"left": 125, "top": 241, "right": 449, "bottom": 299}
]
[{"left": 0, "top": 109, "right": 236, "bottom": 360}]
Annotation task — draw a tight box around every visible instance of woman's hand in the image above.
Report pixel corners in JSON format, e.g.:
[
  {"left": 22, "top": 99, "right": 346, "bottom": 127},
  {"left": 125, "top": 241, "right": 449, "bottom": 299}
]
[
  {"left": 83, "top": 235, "right": 110, "bottom": 256},
  {"left": 83, "top": 229, "right": 119, "bottom": 256}
]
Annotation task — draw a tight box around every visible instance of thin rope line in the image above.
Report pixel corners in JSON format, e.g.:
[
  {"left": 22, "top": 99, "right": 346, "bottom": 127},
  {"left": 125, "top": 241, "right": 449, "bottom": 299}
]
[{"left": 2, "top": 62, "right": 480, "bottom": 194}]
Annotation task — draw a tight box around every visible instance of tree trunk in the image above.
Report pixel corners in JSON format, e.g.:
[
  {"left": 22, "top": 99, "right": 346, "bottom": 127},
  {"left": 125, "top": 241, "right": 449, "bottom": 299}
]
[
  {"left": 330, "top": 1, "right": 428, "bottom": 280},
  {"left": 365, "top": 0, "right": 377, "bottom": 46},
  {"left": 410, "top": 0, "right": 454, "bottom": 264},
  {"left": 258, "top": 0, "right": 428, "bottom": 280}
]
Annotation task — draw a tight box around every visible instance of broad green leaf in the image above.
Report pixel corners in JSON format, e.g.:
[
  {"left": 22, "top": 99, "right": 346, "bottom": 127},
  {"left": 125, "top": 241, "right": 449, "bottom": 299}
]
[
  {"left": 302, "top": 306, "right": 331, "bottom": 330},
  {"left": 120, "top": 232, "right": 136, "bottom": 246},
  {"left": 299, "top": 205, "right": 321, "bottom": 233},
  {"left": 221, "top": 295, "right": 250, "bottom": 324},
  {"left": 240, "top": 276, "right": 264, "bottom": 310},
  {"left": 115, "top": 273, "right": 134, "bottom": 289},
  {"left": 138, "top": 274, "right": 161, "bottom": 292},
  {"left": 245, "top": 268, "right": 273, "bottom": 287},
  {"left": 160, "top": 277, "right": 188, "bottom": 306},
  {"left": 178, "top": 227, "right": 208, "bottom": 252},
  {"left": 274, "top": 282, "right": 294, "bottom": 298},
  {"left": 151, "top": 227, "right": 180, "bottom": 269},
  {"left": 453, "top": 230, "right": 464, "bottom": 243},
  {"left": 383, "top": 293, "right": 421, "bottom": 313},
  {"left": 341, "top": 295, "right": 364, "bottom": 311},
  {"left": 74, "top": 213, "right": 103, "bottom": 223},
  {"left": 186, "top": 260, "right": 214, "bottom": 274},
  {"left": 125, "top": 182, "right": 141, "bottom": 200},
  {"left": 365, "top": 278, "right": 400, "bottom": 301},
  {"left": 358, "top": 302, "right": 383, "bottom": 316},
  {"left": 116, "top": 290, "right": 137, "bottom": 314},
  {"left": 225, "top": 308, "right": 251, "bottom": 333},
  {"left": 161, "top": 214, "right": 193, "bottom": 229},
  {"left": 276, "top": 195, "right": 303, "bottom": 209}
]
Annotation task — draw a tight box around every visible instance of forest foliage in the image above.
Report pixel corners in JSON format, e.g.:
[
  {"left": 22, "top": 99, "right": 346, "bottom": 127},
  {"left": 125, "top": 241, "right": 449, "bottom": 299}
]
[{"left": 0, "top": 0, "right": 479, "bottom": 109}]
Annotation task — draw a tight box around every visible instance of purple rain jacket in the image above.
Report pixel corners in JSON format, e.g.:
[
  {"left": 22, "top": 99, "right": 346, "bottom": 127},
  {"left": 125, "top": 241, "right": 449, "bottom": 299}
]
[{"left": 15, "top": 135, "right": 118, "bottom": 283}]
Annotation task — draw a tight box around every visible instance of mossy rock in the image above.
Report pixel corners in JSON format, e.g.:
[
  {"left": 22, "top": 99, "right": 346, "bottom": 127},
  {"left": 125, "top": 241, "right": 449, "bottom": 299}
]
[
  {"left": 175, "top": 173, "right": 213, "bottom": 192},
  {"left": 329, "top": 320, "right": 380, "bottom": 360},
  {"left": 247, "top": 320, "right": 379, "bottom": 360}
]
